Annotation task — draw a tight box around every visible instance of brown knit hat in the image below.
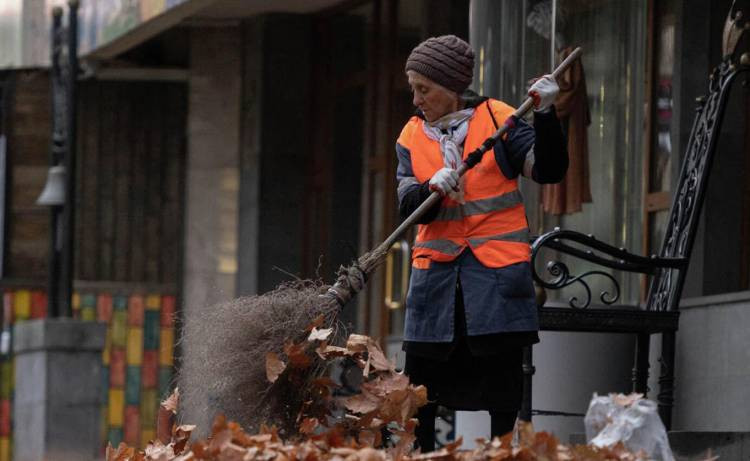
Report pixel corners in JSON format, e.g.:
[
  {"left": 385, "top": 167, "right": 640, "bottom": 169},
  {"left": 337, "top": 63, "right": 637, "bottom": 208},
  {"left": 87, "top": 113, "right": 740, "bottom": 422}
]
[{"left": 405, "top": 35, "right": 475, "bottom": 94}]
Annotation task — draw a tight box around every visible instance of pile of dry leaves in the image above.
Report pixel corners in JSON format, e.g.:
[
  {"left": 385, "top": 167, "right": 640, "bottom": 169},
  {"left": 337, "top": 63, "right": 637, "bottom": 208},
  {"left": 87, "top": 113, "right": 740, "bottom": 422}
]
[{"left": 107, "top": 329, "right": 648, "bottom": 460}]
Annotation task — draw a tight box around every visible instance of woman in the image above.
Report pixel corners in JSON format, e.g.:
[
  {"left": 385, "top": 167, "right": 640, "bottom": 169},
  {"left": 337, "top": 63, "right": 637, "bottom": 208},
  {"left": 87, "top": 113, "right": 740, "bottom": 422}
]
[{"left": 395, "top": 35, "right": 568, "bottom": 451}]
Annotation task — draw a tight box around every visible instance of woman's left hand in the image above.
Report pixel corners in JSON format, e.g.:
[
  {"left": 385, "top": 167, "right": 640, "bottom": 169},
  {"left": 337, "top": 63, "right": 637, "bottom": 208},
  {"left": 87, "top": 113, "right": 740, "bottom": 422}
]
[{"left": 528, "top": 75, "right": 559, "bottom": 112}]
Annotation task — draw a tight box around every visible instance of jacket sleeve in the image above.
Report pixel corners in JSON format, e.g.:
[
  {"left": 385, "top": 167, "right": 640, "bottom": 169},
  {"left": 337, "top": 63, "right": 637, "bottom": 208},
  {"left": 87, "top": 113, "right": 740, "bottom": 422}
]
[
  {"left": 494, "top": 106, "right": 569, "bottom": 184},
  {"left": 396, "top": 142, "right": 441, "bottom": 224}
]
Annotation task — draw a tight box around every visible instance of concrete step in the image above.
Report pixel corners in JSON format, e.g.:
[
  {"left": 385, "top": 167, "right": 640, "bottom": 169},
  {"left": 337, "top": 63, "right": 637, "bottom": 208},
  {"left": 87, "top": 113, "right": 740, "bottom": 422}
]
[{"left": 570, "top": 432, "right": 750, "bottom": 460}]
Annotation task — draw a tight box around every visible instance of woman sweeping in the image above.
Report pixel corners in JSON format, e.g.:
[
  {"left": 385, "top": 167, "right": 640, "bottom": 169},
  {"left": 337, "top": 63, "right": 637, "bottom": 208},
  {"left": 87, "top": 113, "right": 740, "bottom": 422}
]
[{"left": 395, "top": 35, "right": 568, "bottom": 451}]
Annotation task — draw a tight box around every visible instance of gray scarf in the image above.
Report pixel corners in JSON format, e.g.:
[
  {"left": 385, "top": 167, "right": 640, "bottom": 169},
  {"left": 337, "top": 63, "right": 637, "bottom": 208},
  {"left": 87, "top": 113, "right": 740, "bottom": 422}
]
[{"left": 422, "top": 108, "right": 474, "bottom": 203}]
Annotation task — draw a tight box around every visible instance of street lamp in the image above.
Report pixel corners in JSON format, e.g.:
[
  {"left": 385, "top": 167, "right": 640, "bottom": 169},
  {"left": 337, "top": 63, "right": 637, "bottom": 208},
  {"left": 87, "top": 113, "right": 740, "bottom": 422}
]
[{"left": 37, "top": 1, "right": 78, "bottom": 318}]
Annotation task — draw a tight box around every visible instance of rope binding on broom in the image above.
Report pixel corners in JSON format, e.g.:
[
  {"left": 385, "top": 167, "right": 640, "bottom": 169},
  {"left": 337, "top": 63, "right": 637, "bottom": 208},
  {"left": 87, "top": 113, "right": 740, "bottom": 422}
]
[{"left": 325, "top": 262, "right": 368, "bottom": 307}]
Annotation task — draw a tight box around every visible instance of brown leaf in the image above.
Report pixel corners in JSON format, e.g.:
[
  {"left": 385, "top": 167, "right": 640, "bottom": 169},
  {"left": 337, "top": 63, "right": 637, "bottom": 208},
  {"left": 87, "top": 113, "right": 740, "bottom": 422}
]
[
  {"left": 313, "top": 377, "right": 339, "bottom": 389},
  {"left": 613, "top": 392, "right": 643, "bottom": 407},
  {"left": 284, "top": 341, "right": 313, "bottom": 369},
  {"left": 105, "top": 442, "right": 135, "bottom": 461},
  {"left": 443, "top": 436, "right": 463, "bottom": 452},
  {"left": 308, "top": 327, "right": 333, "bottom": 342},
  {"left": 173, "top": 424, "right": 196, "bottom": 455},
  {"left": 346, "top": 334, "right": 370, "bottom": 353},
  {"left": 144, "top": 441, "right": 174, "bottom": 460},
  {"left": 361, "top": 373, "right": 409, "bottom": 397},
  {"left": 316, "top": 343, "right": 351, "bottom": 360},
  {"left": 363, "top": 354, "right": 372, "bottom": 377},
  {"left": 353, "top": 447, "right": 386, "bottom": 461},
  {"left": 343, "top": 389, "right": 380, "bottom": 414},
  {"left": 412, "top": 385, "right": 428, "bottom": 408},
  {"left": 207, "top": 428, "right": 233, "bottom": 453},
  {"left": 299, "top": 417, "right": 320, "bottom": 435},
  {"left": 389, "top": 419, "right": 417, "bottom": 460},
  {"left": 157, "top": 402, "right": 176, "bottom": 444},
  {"left": 161, "top": 387, "right": 180, "bottom": 414},
  {"left": 410, "top": 447, "right": 453, "bottom": 460},
  {"left": 306, "top": 314, "right": 326, "bottom": 332},
  {"left": 265, "top": 352, "right": 287, "bottom": 383},
  {"left": 366, "top": 341, "right": 393, "bottom": 372},
  {"left": 358, "top": 429, "right": 379, "bottom": 448}
]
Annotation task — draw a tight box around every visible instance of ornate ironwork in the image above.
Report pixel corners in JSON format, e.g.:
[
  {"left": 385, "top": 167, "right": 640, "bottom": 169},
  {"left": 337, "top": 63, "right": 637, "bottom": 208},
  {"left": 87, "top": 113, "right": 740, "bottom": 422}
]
[
  {"left": 434, "top": 407, "right": 455, "bottom": 448},
  {"left": 537, "top": 259, "right": 618, "bottom": 309},
  {"left": 647, "top": 52, "right": 750, "bottom": 312},
  {"left": 531, "top": 228, "right": 684, "bottom": 309}
]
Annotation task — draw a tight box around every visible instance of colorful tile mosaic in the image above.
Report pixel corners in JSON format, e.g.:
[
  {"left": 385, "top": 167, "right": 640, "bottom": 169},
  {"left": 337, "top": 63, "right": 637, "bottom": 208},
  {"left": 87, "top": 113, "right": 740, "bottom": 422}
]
[
  {"left": 95, "top": 292, "right": 176, "bottom": 451},
  {"left": 0, "top": 287, "right": 177, "bottom": 460}
]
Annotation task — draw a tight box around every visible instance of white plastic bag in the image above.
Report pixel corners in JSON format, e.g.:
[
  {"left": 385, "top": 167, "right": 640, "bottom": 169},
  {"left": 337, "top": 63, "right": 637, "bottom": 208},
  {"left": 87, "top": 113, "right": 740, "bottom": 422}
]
[{"left": 584, "top": 393, "right": 674, "bottom": 461}]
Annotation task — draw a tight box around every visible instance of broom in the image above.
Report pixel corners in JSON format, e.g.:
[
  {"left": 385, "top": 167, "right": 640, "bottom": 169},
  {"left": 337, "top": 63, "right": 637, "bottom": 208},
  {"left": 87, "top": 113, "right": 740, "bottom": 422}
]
[{"left": 179, "top": 47, "right": 583, "bottom": 436}]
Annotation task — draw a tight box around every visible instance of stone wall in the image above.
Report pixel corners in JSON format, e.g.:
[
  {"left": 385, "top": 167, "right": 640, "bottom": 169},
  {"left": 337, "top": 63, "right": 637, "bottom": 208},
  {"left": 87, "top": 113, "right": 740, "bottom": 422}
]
[{"left": 672, "top": 292, "right": 750, "bottom": 431}]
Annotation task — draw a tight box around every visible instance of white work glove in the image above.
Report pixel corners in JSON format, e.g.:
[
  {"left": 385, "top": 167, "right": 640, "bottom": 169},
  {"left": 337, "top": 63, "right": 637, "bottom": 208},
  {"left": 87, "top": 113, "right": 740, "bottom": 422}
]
[
  {"left": 428, "top": 167, "right": 460, "bottom": 195},
  {"left": 528, "top": 74, "right": 559, "bottom": 112}
]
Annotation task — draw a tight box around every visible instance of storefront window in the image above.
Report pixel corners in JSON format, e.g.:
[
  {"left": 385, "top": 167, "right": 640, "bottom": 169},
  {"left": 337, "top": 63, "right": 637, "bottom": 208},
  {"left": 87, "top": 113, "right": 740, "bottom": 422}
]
[
  {"left": 647, "top": 0, "right": 678, "bottom": 257},
  {"left": 470, "top": 0, "right": 648, "bottom": 304}
]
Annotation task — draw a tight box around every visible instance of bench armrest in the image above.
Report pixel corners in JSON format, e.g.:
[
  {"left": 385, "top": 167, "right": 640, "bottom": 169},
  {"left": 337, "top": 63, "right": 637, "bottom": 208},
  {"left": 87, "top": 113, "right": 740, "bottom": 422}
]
[{"left": 531, "top": 228, "right": 688, "bottom": 308}]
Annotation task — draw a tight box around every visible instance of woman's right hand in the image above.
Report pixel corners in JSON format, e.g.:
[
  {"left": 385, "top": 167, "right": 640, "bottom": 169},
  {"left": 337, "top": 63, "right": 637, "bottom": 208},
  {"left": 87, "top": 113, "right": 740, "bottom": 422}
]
[{"left": 428, "top": 168, "right": 459, "bottom": 195}]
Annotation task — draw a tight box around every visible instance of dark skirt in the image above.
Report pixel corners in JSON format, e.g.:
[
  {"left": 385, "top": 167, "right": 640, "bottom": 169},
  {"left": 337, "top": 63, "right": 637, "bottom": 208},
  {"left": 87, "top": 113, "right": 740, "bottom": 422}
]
[{"left": 403, "top": 281, "right": 538, "bottom": 412}]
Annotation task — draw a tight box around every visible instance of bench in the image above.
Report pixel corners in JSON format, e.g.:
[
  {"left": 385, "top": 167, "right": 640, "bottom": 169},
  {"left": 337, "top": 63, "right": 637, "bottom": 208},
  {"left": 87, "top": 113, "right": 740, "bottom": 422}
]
[{"left": 522, "top": 6, "right": 750, "bottom": 430}]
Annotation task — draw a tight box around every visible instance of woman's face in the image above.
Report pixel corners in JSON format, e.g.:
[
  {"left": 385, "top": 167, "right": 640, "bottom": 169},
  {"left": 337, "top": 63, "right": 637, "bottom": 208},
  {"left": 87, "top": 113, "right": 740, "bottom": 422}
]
[{"left": 407, "top": 71, "right": 460, "bottom": 122}]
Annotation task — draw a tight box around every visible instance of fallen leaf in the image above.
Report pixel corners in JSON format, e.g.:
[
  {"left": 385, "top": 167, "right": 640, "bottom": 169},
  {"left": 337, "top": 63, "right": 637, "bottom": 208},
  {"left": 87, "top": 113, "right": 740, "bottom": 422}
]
[
  {"left": 613, "top": 393, "right": 643, "bottom": 407},
  {"left": 161, "top": 387, "right": 180, "bottom": 414},
  {"left": 306, "top": 314, "right": 326, "bottom": 332},
  {"left": 343, "top": 389, "right": 380, "bottom": 414},
  {"left": 144, "top": 441, "right": 175, "bottom": 460},
  {"left": 105, "top": 442, "right": 136, "bottom": 461},
  {"left": 389, "top": 419, "right": 417, "bottom": 461},
  {"left": 316, "top": 343, "right": 350, "bottom": 359},
  {"left": 361, "top": 373, "right": 409, "bottom": 396},
  {"left": 157, "top": 388, "right": 178, "bottom": 443},
  {"left": 346, "top": 334, "right": 370, "bottom": 353},
  {"left": 284, "top": 341, "right": 313, "bottom": 369},
  {"left": 308, "top": 327, "right": 333, "bottom": 342},
  {"left": 265, "top": 352, "right": 287, "bottom": 383},
  {"left": 173, "top": 424, "right": 195, "bottom": 455},
  {"left": 354, "top": 447, "right": 386, "bottom": 461},
  {"left": 299, "top": 417, "right": 319, "bottom": 434},
  {"left": 358, "top": 429, "right": 379, "bottom": 448},
  {"left": 365, "top": 342, "right": 393, "bottom": 372}
]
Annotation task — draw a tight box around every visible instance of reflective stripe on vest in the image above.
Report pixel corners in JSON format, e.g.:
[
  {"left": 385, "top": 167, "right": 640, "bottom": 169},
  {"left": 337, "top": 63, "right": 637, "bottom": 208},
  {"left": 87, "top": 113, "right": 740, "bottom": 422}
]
[
  {"left": 434, "top": 189, "right": 524, "bottom": 221},
  {"left": 398, "top": 98, "right": 531, "bottom": 268},
  {"left": 415, "top": 228, "right": 530, "bottom": 255},
  {"left": 467, "top": 228, "right": 530, "bottom": 246}
]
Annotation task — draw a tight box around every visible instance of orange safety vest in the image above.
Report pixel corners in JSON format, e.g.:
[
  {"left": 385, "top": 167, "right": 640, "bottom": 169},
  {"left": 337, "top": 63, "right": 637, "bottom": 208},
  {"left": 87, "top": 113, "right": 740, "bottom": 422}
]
[{"left": 397, "top": 99, "right": 531, "bottom": 269}]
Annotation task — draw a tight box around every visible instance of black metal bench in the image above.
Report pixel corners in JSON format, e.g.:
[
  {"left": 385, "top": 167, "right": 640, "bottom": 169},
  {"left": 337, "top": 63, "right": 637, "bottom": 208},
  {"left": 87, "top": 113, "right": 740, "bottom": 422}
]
[{"left": 522, "top": 6, "right": 750, "bottom": 430}]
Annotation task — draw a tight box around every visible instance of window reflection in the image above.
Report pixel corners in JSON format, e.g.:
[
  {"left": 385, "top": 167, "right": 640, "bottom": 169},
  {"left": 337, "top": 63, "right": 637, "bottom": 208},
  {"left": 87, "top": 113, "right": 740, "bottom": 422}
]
[{"left": 470, "top": 0, "right": 647, "bottom": 303}]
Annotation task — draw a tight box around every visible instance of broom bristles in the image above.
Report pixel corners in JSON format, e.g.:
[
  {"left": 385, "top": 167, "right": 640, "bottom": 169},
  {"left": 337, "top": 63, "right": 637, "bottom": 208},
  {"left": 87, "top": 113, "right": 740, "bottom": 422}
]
[
  {"left": 178, "top": 280, "right": 339, "bottom": 435},
  {"left": 178, "top": 250, "right": 387, "bottom": 436}
]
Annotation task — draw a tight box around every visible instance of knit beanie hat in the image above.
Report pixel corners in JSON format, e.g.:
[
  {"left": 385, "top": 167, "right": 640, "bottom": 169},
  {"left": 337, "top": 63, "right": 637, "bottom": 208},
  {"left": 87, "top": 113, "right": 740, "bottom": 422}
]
[{"left": 405, "top": 35, "right": 475, "bottom": 94}]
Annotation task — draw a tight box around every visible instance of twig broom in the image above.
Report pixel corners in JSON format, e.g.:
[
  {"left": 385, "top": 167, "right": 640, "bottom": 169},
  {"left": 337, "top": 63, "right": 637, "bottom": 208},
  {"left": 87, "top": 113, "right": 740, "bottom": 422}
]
[{"left": 179, "top": 48, "right": 583, "bottom": 437}]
